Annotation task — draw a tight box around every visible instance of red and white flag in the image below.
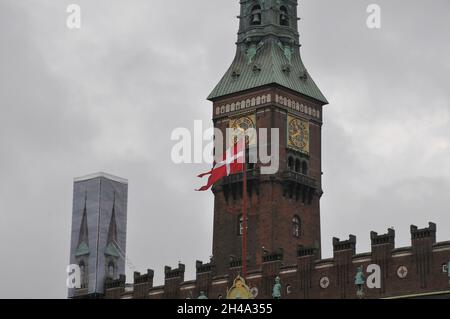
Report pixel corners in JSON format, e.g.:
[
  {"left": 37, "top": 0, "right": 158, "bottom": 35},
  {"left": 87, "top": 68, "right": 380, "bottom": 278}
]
[{"left": 196, "top": 141, "right": 245, "bottom": 191}]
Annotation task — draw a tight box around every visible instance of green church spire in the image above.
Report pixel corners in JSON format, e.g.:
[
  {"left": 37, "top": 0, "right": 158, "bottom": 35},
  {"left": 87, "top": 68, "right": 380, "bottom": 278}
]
[{"left": 208, "top": 0, "right": 327, "bottom": 104}]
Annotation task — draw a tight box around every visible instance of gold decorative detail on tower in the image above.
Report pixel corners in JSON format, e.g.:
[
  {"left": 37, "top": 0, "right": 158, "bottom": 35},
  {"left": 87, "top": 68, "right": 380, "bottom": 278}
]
[
  {"left": 287, "top": 115, "right": 309, "bottom": 154},
  {"left": 226, "top": 275, "right": 253, "bottom": 299},
  {"left": 229, "top": 114, "right": 257, "bottom": 146}
]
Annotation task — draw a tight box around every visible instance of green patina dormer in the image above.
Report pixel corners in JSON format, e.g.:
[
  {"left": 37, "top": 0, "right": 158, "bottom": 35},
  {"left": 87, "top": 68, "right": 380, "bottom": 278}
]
[{"left": 208, "top": 0, "right": 327, "bottom": 104}]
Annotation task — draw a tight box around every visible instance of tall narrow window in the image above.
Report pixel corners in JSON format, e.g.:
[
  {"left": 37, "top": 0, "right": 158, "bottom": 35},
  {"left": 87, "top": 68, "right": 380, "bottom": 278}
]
[
  {"left": 280, "top": 6, "right": 289, "bottom": 26},
  {"left": 238, "top": 215, "right": 248, "bottom": 236},
  {"left": 292, "top": 216, "right": 301, "bottom": 238},
  {"left": 295, "top": 159, "right": 301, "bottom": 173},
  {"left": 288, "top": 157, "right": 294, "bottom": 170},
  {"left": 250, "top": 5, "right": 262, "bottom": 25},
  {"left": 302, "top": 161, "right": 308, "bottom": 175}
]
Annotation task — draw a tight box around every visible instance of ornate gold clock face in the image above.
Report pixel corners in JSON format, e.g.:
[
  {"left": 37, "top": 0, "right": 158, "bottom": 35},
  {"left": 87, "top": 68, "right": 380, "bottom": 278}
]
[
  {"left": 288, "top": 115, "right": 309, "bottom": 154},
  {"left": 229, "top": 114, "right": 256, "bottom": 145}
]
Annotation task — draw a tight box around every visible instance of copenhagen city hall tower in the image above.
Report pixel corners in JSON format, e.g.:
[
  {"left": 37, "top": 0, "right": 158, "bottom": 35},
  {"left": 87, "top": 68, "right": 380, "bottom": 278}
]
[{"left": 208, "top": 0, "right": 328, "bottom": 275}]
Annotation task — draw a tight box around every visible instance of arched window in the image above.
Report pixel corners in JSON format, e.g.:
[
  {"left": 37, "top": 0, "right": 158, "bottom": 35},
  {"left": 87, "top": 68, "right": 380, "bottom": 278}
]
[
  {"left": 301, "top": 161, "right": 308, "bottom": 175},
  {"left": 280, "top": 6, "right": 289, "bottom": 26},
  {"left": 288, "top": 157, "right": 294, "bottom": 170},
  {"left": 250, "top": 5, "right": 262, "bottom": 25},
  {"left": 238, "top": 215, "right": 248, "bottom": 236},
  {"left": 292, "top": 216, "right": 301, "bottom": 238},
  {"left": 295, "top": 159, "right": 301, "bottom": 173},
  {"left": 108, "top": 261, "right": 115, "bottom": 278}
]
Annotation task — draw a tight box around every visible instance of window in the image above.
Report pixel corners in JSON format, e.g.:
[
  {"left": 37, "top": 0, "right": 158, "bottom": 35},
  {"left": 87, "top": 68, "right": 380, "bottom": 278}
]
[
  {"left": 292, "top": 216, "right": 301, "bottom": 238},
  {"left": 286, "top": 284, "right": 293, "bottom": 294},
  {"left": 302, "top": 161, "right": 308, "bottom": 175},
  {"left": 288, "top": 157, "right": 294, "bottom": 170},
  {"left": 108, "top": 261, "right": 115, "bottom": 278},
  {"left": 295, "top": 159, "right": 301, "bottom": 173},
  {"left": 280, "top": 6, "right": 289, "bottom": 26},
  {"left": 238, "top": 215, "right": 248, "bottom": 236},
  {"left": 239, "top": 215, "right": 243, "bottom": 235},
  {"left": 250, "top": 5, "right": 262, "bottom": 25}
]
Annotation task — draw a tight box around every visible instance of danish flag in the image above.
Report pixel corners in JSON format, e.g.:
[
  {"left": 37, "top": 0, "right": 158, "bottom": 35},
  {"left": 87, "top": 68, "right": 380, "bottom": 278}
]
[{"left": 196, "top": 141, "right": 245, "bottom": 191}]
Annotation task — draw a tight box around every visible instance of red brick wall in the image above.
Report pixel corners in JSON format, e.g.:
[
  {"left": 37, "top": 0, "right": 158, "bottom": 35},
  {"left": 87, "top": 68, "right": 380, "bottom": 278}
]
[
  {"left": 130, "top": 225, "right": 449, "bottom": 299},
  {"left": 211, "top": 87, "right": 324, "bottom": 275}
]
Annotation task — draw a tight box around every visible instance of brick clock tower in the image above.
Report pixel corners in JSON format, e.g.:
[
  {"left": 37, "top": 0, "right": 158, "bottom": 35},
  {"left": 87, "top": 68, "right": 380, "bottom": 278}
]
[{"left": 208, "top": 0, "right": 328, "bottom": 275}]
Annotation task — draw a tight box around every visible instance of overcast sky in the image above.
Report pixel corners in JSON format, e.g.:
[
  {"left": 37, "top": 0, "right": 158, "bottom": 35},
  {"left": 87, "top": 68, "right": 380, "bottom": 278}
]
[{"left": 0, "top": 0, "right": 449, "bottom": 298}]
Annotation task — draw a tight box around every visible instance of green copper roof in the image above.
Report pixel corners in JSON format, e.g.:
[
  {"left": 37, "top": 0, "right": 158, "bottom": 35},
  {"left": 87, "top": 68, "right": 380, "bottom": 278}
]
[
  {"left": 75, "top": 241, "right": 90, "bottom": 257},
  {"left": 105, "top": 242, "right": 120, "bottom": 258},
  {"left": 208, "top": 0, "right": 327, "bottom": 104},
  {"left": 208, "top": 38, "right": 327, "bottom": 104}
]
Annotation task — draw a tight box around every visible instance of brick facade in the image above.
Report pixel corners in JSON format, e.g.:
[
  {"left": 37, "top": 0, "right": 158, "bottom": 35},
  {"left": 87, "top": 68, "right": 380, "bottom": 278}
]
[
  {"left": 70, "top": 1, "right": 450, "bottom": 300},
  {"left": 211, "top": 87, "right": 324, "bottom": 275},
  {"left": 102, "top": 224, "right": 450, "bottom": 299}
]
